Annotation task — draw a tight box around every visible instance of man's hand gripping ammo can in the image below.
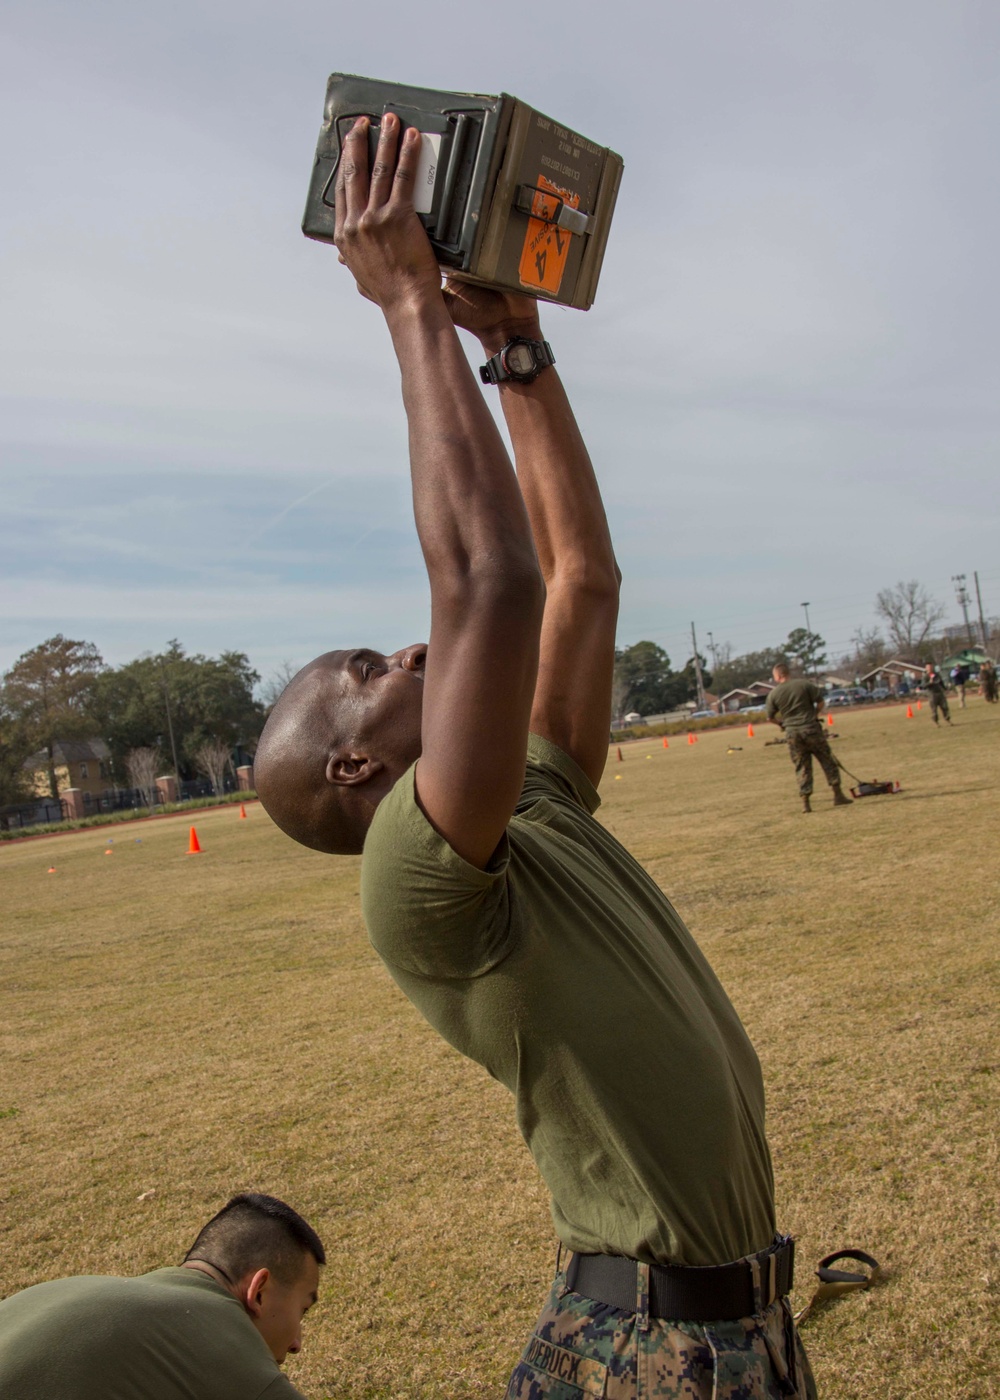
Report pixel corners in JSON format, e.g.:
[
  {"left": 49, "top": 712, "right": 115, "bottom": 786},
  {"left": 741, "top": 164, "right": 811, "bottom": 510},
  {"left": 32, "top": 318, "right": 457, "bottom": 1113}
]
[{"left": 302, "top": 74, "right": 624, "bottom": 311}]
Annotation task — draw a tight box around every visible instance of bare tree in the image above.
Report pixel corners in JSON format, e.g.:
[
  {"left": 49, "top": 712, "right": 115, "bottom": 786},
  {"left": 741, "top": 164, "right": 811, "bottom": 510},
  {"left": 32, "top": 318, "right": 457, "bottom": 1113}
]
[
  {"left": 875, "top": 581, "right": 946, "bottom": 654},
  {"left": 125, "top": 746, "right": 161, "bottom": 809},
  {"left": 849, "top": 627, "right": 889, "bottom": 676},
  {"left": 194, "top": 738, "right": 232, "bottom": 796},
  {"left": 259, "top": 661, "right": 300, "bottom": 711}
]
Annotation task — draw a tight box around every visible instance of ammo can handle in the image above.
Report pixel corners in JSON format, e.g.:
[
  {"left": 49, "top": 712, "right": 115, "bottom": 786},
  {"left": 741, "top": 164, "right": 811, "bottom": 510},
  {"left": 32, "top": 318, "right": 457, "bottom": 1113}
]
[{"left": 515, "top": 184, "right": 594, "bottom": 237}]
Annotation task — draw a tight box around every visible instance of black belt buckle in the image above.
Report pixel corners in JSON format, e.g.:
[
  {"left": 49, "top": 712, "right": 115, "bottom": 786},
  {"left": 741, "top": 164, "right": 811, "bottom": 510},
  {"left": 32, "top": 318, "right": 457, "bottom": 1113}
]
[{"left": 759, "top": 1235, "right": 794, "bottom": 1311}]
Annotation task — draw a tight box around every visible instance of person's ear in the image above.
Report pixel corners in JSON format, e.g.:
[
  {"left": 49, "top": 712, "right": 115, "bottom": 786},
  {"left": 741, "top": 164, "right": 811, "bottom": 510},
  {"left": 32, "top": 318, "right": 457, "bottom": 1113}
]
[
  {"left": 326, "top": 752, "right": 384, "bottom": 787},
  {"left": 241, "top": 1267, "right": 270, "bottom": 1318}
]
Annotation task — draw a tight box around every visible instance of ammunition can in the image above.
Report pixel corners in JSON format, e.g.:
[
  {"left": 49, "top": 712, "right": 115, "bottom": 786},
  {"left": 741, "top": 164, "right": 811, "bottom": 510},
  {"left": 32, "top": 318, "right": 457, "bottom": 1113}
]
[{"left": 303, "top": 74, "right": 623, "bottom": 310}]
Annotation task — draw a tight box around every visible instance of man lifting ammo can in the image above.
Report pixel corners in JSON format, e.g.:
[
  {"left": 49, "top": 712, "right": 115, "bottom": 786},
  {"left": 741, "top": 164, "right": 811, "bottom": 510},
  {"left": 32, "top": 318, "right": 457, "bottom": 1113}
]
[{"left": 254, "top": 113, "right": 816, "bottom": 1398}]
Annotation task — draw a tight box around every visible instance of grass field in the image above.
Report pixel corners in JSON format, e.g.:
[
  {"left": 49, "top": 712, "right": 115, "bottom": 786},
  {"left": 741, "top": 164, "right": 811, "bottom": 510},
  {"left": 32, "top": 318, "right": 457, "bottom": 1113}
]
[{"left": 2, "top": 701, "right": 998, "bottom": 1398}]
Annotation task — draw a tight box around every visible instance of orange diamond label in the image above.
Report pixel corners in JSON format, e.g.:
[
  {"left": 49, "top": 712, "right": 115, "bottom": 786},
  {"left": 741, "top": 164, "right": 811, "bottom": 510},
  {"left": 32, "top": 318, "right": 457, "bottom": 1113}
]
[{"left": 518, "top": 174, "right": 579, "bottom": 296}]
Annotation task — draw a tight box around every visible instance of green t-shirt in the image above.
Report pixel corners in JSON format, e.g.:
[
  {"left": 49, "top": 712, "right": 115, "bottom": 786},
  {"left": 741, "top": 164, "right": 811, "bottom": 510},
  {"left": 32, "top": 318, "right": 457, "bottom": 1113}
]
[
  {"left": 765, "top": 679, "right": 822, "bottom": 732},
  {"left": 361, "top": 735, "right": 776, "bottom": 1268},
  {"left": 0, "top": 1267, "right": 305, "bottom": 1400}
]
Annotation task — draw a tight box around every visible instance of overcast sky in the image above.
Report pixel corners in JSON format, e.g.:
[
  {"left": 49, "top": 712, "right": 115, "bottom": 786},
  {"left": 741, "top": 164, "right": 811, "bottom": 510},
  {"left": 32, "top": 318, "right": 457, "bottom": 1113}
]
[{"left": 2, "top": 0, "right": 998, "bottom": 687}]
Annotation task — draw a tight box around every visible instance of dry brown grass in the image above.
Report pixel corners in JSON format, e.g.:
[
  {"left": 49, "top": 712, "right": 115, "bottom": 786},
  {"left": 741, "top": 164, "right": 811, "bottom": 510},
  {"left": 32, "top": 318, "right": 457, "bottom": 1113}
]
[{"left": 1, "top": 701, "right": 998, "bottom": 1398}]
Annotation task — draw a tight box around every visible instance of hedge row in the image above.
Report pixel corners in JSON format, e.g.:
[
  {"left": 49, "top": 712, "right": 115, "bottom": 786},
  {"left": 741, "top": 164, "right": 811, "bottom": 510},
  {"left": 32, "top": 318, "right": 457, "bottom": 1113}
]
[
  {"left": 610, "top": 712, "right": 767, "bottom": 743},
  {"left": 0, "top": 791, "right": 257, "bottom": 842}
]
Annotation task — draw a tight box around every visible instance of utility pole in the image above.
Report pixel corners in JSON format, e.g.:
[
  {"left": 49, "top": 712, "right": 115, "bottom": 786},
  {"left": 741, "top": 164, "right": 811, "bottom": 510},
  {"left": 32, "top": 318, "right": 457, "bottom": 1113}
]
[
  {"left": 974, "top": 571, "right": 989, "bottom": 649},
  {"left": 800, "top": 602, "right": 813, "bottom": 674},
  {"left": 690, "top": 621, "right": 707, "bottom": 710},
  {"left": 160, "top": 659, "right": 183, "bottom": 794},
  {"left": 706, "top": 630, "right": 719, "bottom": 673},
  {"left": 952, "top": 574, "right": 975, "bottom": 647}
]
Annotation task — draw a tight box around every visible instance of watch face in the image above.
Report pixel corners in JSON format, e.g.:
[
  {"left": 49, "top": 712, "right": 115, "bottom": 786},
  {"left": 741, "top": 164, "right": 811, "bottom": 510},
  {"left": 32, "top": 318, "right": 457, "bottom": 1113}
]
[{"left": 504, "top": 343, "right": 536, "bottom": 377}]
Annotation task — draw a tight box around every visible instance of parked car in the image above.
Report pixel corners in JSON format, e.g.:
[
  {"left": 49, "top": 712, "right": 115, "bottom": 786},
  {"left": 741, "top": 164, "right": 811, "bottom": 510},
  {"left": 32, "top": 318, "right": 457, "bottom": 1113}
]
[
  {"left": 689, "top": 709, "right": 716, "bottom": 720},
  {"left": 824, "top": 689, "right": 853, "bottom": 707},
  {"left": 623, "top": 712, "right": 646, "bottom": 725}
]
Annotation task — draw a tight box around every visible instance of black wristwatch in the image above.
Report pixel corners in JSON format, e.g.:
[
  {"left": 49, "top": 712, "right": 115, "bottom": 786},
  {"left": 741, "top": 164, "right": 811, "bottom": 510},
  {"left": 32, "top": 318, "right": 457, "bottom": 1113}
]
[{"left": 479, "top": 337, "right": 556, "bottom": 386}]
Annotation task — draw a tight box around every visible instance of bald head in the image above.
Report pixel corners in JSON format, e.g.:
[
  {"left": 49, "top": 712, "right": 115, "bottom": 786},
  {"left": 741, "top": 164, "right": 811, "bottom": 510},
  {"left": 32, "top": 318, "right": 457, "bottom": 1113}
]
[
  {"left": 772, "top": 662, "right": 790, "bottom": 681},
  {"left": 254, "top": 656, "right": 358, "bottom": 853},
  {"left": 254, "top": 648, "right": 424, "bottom": 855}
]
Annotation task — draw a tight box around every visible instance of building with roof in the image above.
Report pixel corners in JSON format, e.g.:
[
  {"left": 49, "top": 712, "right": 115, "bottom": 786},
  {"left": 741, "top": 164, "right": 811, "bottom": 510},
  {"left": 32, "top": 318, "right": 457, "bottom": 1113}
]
[
  {"left": 858, "top": 659, "right": 926, "bottom": 691},
  {"left": 25, "top": 739, "right": 114, "bottom": 800},
  {"left": 719, "top": 681, "right": 774, "bottom": 712},
  {"left": 942, "top": 647, "right": 990, "bottom": 673}
]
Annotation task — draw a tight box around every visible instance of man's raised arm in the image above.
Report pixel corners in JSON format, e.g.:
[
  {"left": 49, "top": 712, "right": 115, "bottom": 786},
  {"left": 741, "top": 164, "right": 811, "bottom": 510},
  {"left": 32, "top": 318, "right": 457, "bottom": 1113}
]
[
  {"left": 444, "top": 284, "right": 620, "bottom": 789},
  {"left": 335, "top": 116, "right": 544, "bottom": 869}
]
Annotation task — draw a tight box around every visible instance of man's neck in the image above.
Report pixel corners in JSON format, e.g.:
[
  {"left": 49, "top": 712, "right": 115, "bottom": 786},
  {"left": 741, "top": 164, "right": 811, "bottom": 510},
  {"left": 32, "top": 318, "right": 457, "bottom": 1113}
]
[{"left": 182, "top": 1259, "right": 240, "bottom": 1299}]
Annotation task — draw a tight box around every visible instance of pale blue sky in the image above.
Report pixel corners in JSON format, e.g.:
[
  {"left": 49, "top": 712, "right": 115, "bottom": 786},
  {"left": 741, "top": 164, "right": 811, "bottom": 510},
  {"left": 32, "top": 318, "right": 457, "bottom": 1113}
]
[{"left": 2, "top": 0, "right": 998, "bottom": 687}]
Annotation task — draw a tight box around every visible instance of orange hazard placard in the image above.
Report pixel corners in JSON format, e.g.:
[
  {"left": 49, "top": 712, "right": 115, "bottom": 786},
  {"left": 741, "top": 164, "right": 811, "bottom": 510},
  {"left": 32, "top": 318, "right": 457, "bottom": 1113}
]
[{"left": 518, "top": 175, "right": 579, "bottom": 296}]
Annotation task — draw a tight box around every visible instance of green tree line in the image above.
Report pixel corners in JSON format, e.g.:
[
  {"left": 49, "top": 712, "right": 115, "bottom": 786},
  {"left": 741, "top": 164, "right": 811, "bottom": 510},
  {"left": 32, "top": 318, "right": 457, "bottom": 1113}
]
[
  {"left": 0, "top": 636, "right": 263, "bottom": 805},
  {"left": 613, "top": 576, "right": 969, "bottom": 720},
  {"left": 613, "top": 627, "right": 827, "bottom": 718}
]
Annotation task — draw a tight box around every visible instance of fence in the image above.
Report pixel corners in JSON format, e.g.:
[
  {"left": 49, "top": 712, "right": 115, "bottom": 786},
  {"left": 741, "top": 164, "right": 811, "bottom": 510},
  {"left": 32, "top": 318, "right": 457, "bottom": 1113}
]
[{"left": 0, "top": 776, "right": 243, "bottom": 832}]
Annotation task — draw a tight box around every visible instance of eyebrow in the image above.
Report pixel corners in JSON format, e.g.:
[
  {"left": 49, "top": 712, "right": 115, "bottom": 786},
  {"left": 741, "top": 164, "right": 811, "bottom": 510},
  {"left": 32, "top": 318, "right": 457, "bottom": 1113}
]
[{"left": 346, "top": 648, "right": 382, "bottom": 670}]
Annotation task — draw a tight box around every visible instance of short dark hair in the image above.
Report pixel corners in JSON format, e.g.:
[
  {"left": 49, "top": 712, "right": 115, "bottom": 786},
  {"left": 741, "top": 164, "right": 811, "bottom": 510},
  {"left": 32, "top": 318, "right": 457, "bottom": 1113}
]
[{"left": 184, "top": 1193, "right": 325, "bottom": 1285}]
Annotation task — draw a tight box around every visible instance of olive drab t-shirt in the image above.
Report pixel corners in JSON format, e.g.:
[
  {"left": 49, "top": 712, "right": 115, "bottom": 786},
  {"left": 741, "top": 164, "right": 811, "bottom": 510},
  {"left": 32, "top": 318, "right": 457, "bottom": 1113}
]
[
  {"left": 0, "top": 1268, "right": 305, "bottom": 1400},
  {"left": 764, "top": 678, "right": 823, "bottom": 732},
  {"left": 361, "top": 735, "right": 776, "bottom": 1268}
]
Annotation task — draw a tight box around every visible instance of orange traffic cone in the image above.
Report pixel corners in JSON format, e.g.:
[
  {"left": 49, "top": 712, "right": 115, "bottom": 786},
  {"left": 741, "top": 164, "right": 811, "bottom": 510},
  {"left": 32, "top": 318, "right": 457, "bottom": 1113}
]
[
  {"left": 687, "top": 732, "right": 696, "bottom": 745},
  {"left": 47, "top": 866, "right": 56, "bottom": 874},
  {"left": 906, "top": 704, "right": 914, "bottom": 718},
  {"left": 239, "top": 803, "right": 247, "bottom": 819},
  {"left": 916, "top": 700, "right": 922, "bottom": 710},
  {"left": 747, "top": 723, "right": 755, "bottom": 738},
  {"left": 616, "top": 746, "right": 623, "bottom": 762},
  {"left": 662, "top": 736, "right": 668, "bottom": 749},
  {"left": 827, "top": 713, "right": 834, "bottom": 726},
  {"left": 188, "top": 826, "right": 202, "bottom": 854}
]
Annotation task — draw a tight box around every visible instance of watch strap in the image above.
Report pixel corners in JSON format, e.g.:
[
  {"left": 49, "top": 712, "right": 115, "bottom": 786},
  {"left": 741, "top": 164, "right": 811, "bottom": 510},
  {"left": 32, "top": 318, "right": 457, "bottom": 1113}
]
[{"left": 479, "top": 338, "right": 556, "bottom": 386}]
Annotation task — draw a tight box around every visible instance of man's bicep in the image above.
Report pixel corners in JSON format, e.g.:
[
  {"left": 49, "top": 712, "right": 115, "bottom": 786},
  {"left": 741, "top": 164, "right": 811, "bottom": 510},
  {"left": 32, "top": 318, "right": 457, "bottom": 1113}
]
[{"left": 416, "top": 587, "right": 542, "bottom": 869}]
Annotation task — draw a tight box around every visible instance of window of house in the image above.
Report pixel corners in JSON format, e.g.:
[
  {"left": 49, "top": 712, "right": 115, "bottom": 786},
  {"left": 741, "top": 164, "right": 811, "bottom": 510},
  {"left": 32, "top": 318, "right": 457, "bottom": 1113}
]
[{"left": 80, "top": 762, "right": 89, "bottom": 779}]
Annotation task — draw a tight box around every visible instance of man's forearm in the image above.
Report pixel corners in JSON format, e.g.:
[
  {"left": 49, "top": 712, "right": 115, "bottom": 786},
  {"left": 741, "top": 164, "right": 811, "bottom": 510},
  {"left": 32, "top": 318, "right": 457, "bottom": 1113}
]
[
  {"left": 471, "top": 314, "right": 618, "bottom": 785},
  {"left": 386, "top": 298, "right": 540, "bottom": 589},
  {"left": 479, "top": 324, "right": 618, "bottom": 590}
]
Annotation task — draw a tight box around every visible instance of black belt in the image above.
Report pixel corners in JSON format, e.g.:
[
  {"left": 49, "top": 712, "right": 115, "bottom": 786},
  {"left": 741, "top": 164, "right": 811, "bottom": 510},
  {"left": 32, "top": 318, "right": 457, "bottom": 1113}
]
[{"left": 566, "top": 1236, "right": 795, "bottom": 1322}]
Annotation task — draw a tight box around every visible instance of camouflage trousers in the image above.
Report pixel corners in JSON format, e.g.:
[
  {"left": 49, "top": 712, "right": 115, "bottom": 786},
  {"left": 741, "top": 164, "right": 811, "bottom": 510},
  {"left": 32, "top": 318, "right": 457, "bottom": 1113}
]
[
  {"left": 786, "top": 727, "right": 841, "bottom": 797},
  {"left": 928, "top": 692, "right": 950, "bottom": 723},
  {"left": 506, "top": 1265, "right": 817, "bottom": 1399}
]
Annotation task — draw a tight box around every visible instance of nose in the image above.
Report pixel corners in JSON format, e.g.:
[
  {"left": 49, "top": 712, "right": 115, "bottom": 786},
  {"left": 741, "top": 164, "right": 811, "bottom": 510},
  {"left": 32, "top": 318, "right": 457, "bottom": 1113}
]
[{"left": 394, "top": 643, "right": 427, "bottom": 673}]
